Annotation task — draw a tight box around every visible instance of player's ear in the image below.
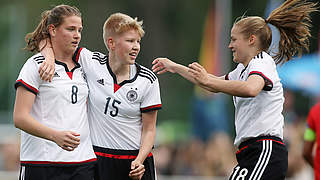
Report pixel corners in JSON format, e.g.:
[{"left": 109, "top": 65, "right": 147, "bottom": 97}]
[
  {"left": 107, "top": 37, "right": 115, "bottom": 51},
  {"left": 48, "top": 24, "right": 56, "bottom": 37},
  {"left": 249, "top": 34, "right": 257, "bottom": 45}
]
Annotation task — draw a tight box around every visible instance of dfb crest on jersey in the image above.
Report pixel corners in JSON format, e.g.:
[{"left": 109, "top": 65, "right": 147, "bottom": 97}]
[{"left": 126, "top": 89, "right": 138, "bottom": 102}]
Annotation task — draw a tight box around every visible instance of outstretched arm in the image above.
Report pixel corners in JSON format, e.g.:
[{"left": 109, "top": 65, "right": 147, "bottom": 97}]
[
  {"left": 188, "top": 62, "right": 265, "bottom": 97},
  {"left": 13, "top": 87, "right": 80, "bottom": 151},
  {"left": 153, "top": 58, "right": 254, "bottom": 94},
  {"left": 38, "top": 39, "right": 55, "bottom": 82},
  {"left": 152, "top": 58, "right": 200, "bottom": 84}
]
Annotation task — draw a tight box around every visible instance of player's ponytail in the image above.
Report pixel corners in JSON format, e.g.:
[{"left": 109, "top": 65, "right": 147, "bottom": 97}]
[
  {"left": 24, "top": 5, "right": 81, "bottom": 52},
  {"left": 234, "top": 0, "right": 318, "bottom": 64},
  {"left": 266, "top": 0, "right": 318, "bottom": 64},
  {"left": 24, "top": 10, "right": 51, "bottom": 52}
]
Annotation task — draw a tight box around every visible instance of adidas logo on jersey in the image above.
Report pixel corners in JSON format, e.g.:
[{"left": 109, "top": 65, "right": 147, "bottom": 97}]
[
  {"left": 97, "top": 79, "right": 104, "bottom": 85},
  {"left": 53, "top": 72, "right": 60, "bottom": 78}
]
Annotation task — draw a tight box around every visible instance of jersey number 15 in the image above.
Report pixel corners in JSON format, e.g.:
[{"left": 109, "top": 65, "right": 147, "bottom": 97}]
[{"left": 104, "top": 97, "right": 121, "bottom": 117}]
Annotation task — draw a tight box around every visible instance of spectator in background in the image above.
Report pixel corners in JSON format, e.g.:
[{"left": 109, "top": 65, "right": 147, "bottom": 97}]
[
  {"left": 303, "top": 102, "right": 320, "bottom": 180},
  {"left": 153, "top": 133, "right": 236, "bottom": 177},
  {"left": 283, "top": 89, "right": 309, "bottom": 178},
  {"left": 191, "top": 93, "right": 231, "bottom": 142}
]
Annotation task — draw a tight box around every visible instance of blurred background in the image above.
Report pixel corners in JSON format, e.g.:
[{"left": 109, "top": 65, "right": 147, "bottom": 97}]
[{"left": 0, "top": 0, "right": 319, "bottom": 179}]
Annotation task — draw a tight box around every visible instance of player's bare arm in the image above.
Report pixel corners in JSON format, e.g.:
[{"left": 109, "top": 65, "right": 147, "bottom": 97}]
[
  {"left": 152, "top": 57, "right": 203, "bottom": 85},
  {"left": 129, "top": 110, "right": 157, "bottom": 179},
  {"left": 14, "top": 87, "right": 80, "bottom": 151},
  {"left": 189, "top": 66, "right": 265, "bottom": 97}
]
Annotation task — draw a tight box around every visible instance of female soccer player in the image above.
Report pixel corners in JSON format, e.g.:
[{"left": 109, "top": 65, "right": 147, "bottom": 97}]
[
  {"left": 13, "top": 5, "right": 96, "bottom": 180},
  {"left": 152, "top": 0, "right": 318, "bottom": 179},
  {"left": 40, "top": 13, "right": 161, "bottom": 180}
]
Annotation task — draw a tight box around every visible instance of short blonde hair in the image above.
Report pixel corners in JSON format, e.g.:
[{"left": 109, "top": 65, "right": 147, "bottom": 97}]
[{"left": 103, "top": 13, "right": 145, "bottom": 49}]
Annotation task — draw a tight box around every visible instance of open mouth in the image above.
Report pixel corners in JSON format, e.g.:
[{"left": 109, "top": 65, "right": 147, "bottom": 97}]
[
  {"left": 72, "top": 41, "right": 78, "bottom": 46},
  {"left": 129, "top": 52, "right": 138, "bottom": 58}
]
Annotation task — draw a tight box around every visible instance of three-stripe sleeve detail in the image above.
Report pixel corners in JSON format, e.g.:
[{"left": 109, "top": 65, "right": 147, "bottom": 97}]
[
  {"left": 139, "top": 66, "right": 157, "bottom": 83},
  {"left": 34, "top": 56, "right": 45, "bottom": 64},
  {"left": 92, "top": 52, "right": 108, "bottom": 65}
]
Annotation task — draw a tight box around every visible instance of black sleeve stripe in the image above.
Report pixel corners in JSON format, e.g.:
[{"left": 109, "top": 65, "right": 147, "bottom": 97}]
[
  {"left": 248, "top": 71, "right": 273, "bottom": 91},
  {"left": 15, "top": 80, "right": 38, "bottom": 95},
  {"left": 140, "top": 69, "right": 156, "bottom": 81},
  {"left": 139, "top": 66, "right": 157, "bottom": 80},
  {"left": 141, "top": 104, "right": 162, "bottom": 113},
  {"left": 92, "top": 54, "right": 108, "bottom": 60},
  {"left": 141, "top": 107, "right": 162, "bottom": 113},
  {"left": 92, "top": 57, "right": 107, "bottom": 65},
  {"left": 34, "top": 55, "right": 44, "bottom": 61},
  {"left": 92, "top": 52, "right": 108, "bottom": 65},
  {"left": 253, "top": 52, "right": 263, "bottom": 59},
  {"left": 140, "top": 70, "right": 156, "bottom": 82},
  {"left": 138, "top": 73, "right": 154, "bottom": 83},
  {"left": 93, "top": 52, "right": 108, "bottom": 60},
  {"left": 33, "top": 56, "right": 45, "bottom": 64}
]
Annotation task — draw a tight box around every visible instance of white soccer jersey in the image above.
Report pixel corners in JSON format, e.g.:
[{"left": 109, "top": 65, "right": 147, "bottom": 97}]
[
  {"left": 76, "top": 47, "right": 162, "bottom": 150},
  {"left": 225, "top": 51, "right": 284, "bottom": 146},
  {"left": 15, "top": 53, "right": 96, "bottom": 165}
]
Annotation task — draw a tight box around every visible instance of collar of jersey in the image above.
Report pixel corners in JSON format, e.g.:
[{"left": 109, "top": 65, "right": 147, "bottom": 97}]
[
  {"left": 106, "top": 59, "right": 140, "bottom": 86},
  {"left": 55, "top": 59, "right": 81, "bottom": 72}
]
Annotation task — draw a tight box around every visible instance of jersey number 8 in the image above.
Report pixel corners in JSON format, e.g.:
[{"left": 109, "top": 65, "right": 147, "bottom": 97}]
[{"left": 71, "top": 85, "right": 78, "bottom": 104}]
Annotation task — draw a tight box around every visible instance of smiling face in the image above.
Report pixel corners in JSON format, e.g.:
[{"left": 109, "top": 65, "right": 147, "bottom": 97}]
[
  {"left": 50, "top": 15, "right": 82, "bottom": 56},
  {"left": 112, "top": 29, "right": 141, "bottom": 65},
  {"left": 228, "top": 25, "right": 251, "bottom": 64}
]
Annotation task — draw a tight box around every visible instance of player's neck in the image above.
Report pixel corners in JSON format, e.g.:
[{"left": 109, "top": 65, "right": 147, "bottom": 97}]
[
  {"left": 109, "top": 57, "right": 130, "bottom": 81},
  {"left": 53, "top": 48, "right": 74, "bottom": 70},
  {"left": 52, "top": 46, "right": 73, "bottom": 61}
]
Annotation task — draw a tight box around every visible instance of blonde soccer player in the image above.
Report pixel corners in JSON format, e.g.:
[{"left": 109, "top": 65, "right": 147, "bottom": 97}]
[{"left": 152, "top": 0, "right": 318, "bottom": 179}]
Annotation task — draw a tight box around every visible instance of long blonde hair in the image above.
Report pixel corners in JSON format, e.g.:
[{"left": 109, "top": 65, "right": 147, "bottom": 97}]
[
  {"left": 235, "top": 0, "right": 318, "bottom": 64},
  {"left": 24, "top": 5, "right": 81, "bottom": 52}
]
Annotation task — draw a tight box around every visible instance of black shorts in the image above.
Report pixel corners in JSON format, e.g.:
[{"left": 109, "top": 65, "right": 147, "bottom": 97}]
[
  {"left": 19, "top": 163, "right": 95, "bottom": 180},
  {"left": 93, "top": 146, "right": 156, "bottom": 180},
  {"left": 229, "top": 136, "right": 288, "bottom": 180}
]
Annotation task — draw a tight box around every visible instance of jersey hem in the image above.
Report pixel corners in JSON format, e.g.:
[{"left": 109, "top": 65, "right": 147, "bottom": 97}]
[
  {"left": 93, "top": 146, "right": 153, "bottom": 159},
  {"left": 20, "top": 158, "right": 97, "bottom": 167}
]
